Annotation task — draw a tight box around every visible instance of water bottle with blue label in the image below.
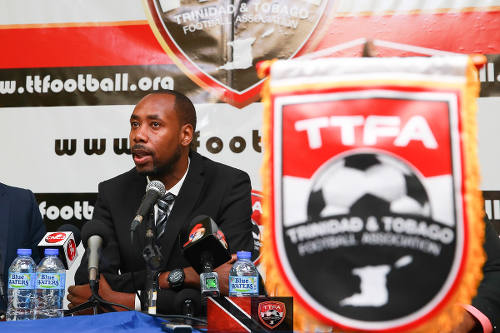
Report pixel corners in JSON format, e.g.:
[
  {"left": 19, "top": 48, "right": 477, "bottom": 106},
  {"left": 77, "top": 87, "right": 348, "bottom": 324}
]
[
  {"left": 6, "top": 248, "right": 36, "bottom": 320},
  {"left": 229, "top": 251, "right": 259, "bottom": 297},
  {"left": 34, "top": 248, "right": 66, "bottom": 319}
]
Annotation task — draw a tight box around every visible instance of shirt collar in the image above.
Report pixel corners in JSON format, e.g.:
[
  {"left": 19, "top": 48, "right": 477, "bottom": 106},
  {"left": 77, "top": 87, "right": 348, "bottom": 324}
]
[{"left": 147, "top": 157, "right": 190, "bottom": 197}]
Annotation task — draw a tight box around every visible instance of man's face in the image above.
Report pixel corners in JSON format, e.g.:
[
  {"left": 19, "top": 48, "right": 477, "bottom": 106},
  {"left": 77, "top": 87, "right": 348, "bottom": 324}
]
[{"left": 129, "top": 94, "right": 183, "bottom": 177}]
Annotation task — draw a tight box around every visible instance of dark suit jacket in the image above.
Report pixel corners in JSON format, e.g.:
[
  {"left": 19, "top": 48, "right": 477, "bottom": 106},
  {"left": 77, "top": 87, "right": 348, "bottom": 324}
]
[
  {"left": 75, "top": 151, "right": 254, "bottom": 313},
  {"left": 0, "top": 183, "right": 46, "bottom": 312},
  {"left": 473, "top": 219, "right": 500, "bottom": 331}
]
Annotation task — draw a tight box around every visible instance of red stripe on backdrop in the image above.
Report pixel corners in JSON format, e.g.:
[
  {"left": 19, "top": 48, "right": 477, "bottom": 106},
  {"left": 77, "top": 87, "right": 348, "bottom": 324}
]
[
  {"left": 316, "top": 10, "right": 500, "bottom": 56},
  {"left": 0, "top": 24, "right": 173, "bottom": 68},
  {"left": 0, "top": 9, "right": 499, "bottom": 69}
]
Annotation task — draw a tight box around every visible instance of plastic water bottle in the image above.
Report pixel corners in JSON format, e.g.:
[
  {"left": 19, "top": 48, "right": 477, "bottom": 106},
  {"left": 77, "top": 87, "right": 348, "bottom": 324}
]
[
  {"left": 229, "top": 251, "right": 259, "bottom": 297},
  {"left": 34, "top": 248, "right": 66, "bottom": 319},
  {"left": 6, "top": 248, "right": 36, "bottom": 321}
]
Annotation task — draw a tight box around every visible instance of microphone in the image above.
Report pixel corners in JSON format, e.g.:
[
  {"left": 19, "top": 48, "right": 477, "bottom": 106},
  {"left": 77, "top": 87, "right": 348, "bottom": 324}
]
[
  {"left": 37, "top": 224, "right": 82, "bottom": 269},
  {"left": 81, "top": 221, "right": 113, "bottom": 285},
  {"left": 64, "top": 221, "right": 133, "bottom": 314},
  {"left": 87, "top": 235, "right": 102, "bottom": 283},
  {"left": 130, "top": 180, "right": 166, "bottom": 233},
  {"left": 183, "top": 215, "right": 231, "bottom": 298},
  {"left": 174, "top": 288, "right": 202, "bottom": 316}
]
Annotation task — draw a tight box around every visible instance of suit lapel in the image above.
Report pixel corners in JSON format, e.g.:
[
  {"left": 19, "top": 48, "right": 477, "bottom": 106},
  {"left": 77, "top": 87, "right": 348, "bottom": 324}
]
[
  {"left": 126, "top": 170, "right": 149, "bottom": 251},
  {"left": 0, "top": 184, "right": 10, "bottom": 276},
  {"left": 158, "top": 152, "right": 205, "bottom": 262}
]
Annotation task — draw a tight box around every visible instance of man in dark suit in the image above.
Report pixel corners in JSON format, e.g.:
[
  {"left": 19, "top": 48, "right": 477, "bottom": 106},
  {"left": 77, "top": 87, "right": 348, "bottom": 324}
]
[
  {"left": 68, "top": 91, "right": 254, "bottom": 314},
  {"left": 0, "top": 183, "right": 46, "bottom": 313}
]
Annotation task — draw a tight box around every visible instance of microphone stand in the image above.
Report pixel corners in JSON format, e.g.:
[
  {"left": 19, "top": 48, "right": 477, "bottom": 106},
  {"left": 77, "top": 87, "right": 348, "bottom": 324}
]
[{"left": 141, "top": 212, "right": 163, "bottom": 315}]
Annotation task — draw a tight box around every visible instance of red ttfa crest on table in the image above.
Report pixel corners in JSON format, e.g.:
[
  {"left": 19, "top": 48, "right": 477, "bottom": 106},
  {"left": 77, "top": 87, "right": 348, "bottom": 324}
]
[{"left": 258, "top": 300, "right": 286, "bottom": 329}]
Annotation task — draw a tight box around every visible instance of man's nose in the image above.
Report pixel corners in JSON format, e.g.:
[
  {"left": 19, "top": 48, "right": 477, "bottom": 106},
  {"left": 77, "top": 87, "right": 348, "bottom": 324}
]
[{"left": 132, "top": 127, "right": 148, "bottom": 143}]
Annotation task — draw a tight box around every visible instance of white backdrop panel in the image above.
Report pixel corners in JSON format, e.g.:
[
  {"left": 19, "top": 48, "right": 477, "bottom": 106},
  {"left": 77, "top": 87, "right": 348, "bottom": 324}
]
[{"left": 0, "top": 103, "right": 263, "bottom": 192}]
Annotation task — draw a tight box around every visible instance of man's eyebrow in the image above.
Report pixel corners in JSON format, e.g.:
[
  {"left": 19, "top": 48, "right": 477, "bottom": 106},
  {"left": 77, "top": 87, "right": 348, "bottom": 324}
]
[
  {"left": 146, "top": 114, "right": 162, "bottom": 120},
  {"left": 130, "top": 114, "right": 162, "bottom": 120}
]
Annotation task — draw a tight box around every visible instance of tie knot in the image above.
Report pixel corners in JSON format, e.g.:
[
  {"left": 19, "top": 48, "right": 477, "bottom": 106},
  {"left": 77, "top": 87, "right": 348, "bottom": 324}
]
[
  {"left": 157, "top": 192, "right": 175, "bottom": 210},
  {"left": 163, "top": 192, "right": 175, "bottom": 202}
]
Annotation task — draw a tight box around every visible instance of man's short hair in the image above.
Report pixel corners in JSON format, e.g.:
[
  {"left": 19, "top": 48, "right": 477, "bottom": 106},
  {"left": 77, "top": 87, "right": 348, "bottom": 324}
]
[{"left": 164, "top": 90, "right": 197, "bottom": 131}]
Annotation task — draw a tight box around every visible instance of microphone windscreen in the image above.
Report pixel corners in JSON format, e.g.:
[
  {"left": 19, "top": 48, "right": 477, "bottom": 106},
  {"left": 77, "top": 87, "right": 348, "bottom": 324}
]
[
  {"left": 147, "top": 180, "right": 166, "bottom": 196},
  {"left": 81, "top": 221, "right": 113, "bottom": 248},
  {"left": 57, "top": 223, "right": 82, "bottom": 247},
  {"left": 183, "top": 215, "right": 231, "bottom": 273}
]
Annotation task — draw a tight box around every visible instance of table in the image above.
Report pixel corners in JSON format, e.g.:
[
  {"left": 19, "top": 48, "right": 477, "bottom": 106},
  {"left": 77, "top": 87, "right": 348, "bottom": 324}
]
[{"left": 0, "top": 311, "right": 199, "bottom": 333}]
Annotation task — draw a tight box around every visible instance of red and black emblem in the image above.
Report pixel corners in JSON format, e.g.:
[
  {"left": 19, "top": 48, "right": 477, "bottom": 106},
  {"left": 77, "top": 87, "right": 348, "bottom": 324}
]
[
  {"left": 258, "top": 301, "right": 286, "bottom": 329},
  {"left": 271, "top": 86, "right": 468, "bottom": 330},
  {"left": 143, "top": 0, "right": 331, "bottom": 107}
]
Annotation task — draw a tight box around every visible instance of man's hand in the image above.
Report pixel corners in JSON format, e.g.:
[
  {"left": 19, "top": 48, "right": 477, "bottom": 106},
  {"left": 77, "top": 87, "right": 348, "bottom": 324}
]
[
  {"left": 159, "top": 266, "right": 200, "bottom": 290},
  {"left": 67, "top": 283, "right": 92, "bottom": 314},
  {"left": 449, "top": 310, "right": 481, "bottom": 333},
  {"left": 67, "top": 275, "right": 135, "bottom": 315},
  {"left": 215, "top": 254, "right": 238, "bottom": 296},
  {"left": 158, "top": 254, "right": 238, "bottom": 295}
]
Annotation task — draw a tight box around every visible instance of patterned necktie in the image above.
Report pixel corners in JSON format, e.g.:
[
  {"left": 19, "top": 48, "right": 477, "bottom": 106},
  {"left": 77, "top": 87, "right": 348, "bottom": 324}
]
[{"left": 156, "top": 192, "right": 175, "bottom": 239}]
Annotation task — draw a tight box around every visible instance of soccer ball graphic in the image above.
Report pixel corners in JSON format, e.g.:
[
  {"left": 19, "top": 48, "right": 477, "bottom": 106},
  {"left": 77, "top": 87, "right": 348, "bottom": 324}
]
[{"left": 307, "top": 152, "right": 431, "bottom": 219}]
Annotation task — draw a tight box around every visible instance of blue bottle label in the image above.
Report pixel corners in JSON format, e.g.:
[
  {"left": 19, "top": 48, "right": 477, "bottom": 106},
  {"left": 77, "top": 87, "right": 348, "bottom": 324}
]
[
  {"left": 229, "top": 276, "right": 259, "bottom": 295},
  {"left": 8, "top": 272, "right": 35, "bottom": 289},
  {"left": 36, "top": 273, "right": 66, "bottom": 290}
]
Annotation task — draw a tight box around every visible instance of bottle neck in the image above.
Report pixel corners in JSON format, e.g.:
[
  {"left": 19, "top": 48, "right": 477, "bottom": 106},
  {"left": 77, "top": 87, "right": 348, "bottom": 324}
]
[{"left": 237, "top": 258, "right": 251, "bottom": 262}]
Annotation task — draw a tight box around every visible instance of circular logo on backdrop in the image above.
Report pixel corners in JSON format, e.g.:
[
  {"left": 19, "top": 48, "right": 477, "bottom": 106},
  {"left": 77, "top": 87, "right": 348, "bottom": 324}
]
[
  {"left": 46, "top": 232, "right": 66, "bottom": 243},
  {"left": 280, "top": 152, "right": 458, "bottom": 326},
  {"left": 143, "top": 0, "right": 331, "bottom": 107}
]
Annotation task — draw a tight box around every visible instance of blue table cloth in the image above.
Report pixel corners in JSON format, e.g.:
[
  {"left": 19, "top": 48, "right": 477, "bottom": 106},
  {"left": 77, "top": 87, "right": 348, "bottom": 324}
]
[{"left": 0, "top": 311, "right": 169, "bottom": 333}]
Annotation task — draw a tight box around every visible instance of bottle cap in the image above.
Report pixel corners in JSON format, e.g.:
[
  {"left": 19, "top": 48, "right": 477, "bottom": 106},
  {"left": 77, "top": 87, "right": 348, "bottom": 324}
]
[
  {"left": 17, "top": 248, "right": 32, "bottom": 256},
  {"left": 236, "top": 251, "right": 252, "bottom": 260},
  {"left": 44, "top": 248, "right": 59, "bottom": 256}
]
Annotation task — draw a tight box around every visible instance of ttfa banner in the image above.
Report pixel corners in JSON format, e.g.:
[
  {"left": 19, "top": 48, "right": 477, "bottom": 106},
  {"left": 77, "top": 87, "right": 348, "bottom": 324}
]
[{"left": 258, "top": 55, "right": 485, "bottom": 332}]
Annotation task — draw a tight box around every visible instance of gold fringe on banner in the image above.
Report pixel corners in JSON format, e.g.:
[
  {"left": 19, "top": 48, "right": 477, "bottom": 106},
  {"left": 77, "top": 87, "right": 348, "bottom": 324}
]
[
  {"left": 258, "top": 60, "right": 324, "bottom": 332},
  {"left": 409, "top": 56, "right": 486, "bottom": 333},
  {"left": 257, "top": 56, "right": 486, "bottom": 332}
]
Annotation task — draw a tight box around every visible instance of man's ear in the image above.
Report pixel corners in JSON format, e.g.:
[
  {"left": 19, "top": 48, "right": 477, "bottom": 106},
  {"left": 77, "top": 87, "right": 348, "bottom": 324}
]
[{"left": 180, "top": 123, "right": 194, "bottom": 147}]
